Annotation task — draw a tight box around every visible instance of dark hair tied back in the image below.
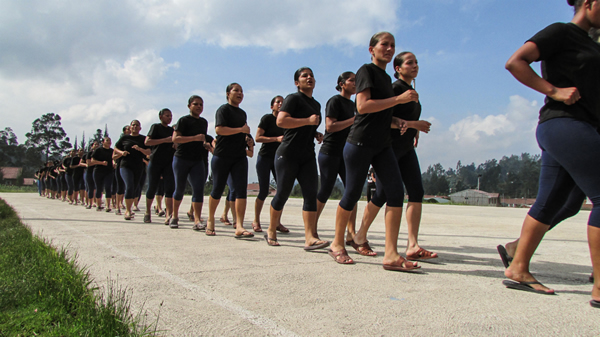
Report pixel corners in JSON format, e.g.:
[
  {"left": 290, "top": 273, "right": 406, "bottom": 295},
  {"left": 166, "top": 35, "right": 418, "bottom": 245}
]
[
  {"left": 393, "top": 52, "right": 413, "bottom": 79},
  {"left": 335, "top": 71, "right": 354, "bottom": 91}
]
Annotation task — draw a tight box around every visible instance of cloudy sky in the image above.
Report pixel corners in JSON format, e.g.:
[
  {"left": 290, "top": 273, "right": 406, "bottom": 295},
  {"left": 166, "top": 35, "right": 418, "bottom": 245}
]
[{"left": 1, "top": 1, "right": 574, "bottom": 181}]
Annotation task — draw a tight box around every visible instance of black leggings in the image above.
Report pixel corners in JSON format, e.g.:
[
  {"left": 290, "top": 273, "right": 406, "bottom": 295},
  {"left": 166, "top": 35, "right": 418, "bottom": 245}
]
[
  {"left": 93, "top": 169, "right": 113, "bottom": 199},
  {"left": 120, "top": 166, "right": 144, "bottom": 200},
  {"left": 146, "top": 159, "right": 174, "bottom": 199},
  {"left": 271, "top": 150, "right": 318, "bottom": 212},
  {"left": 371, "top": 148, "right": 424, "bottom": 207},
  {"left": 210, "top": 155, "right": 248, "bottom": 200},
  {"left": 173, "top": 156, "right": 205, "bottom": 202},
  {"left": 115, "top": 165, "right": 125, "bottom": 195},
  {"left": 317, "top": 152, "right": 345, "bottom": 204},
  {"left": 339, "top": 143, "right": 403, "bottom": 211},
  {"left": 528, "top": 117, "right": 600, "bottom": 228},
  {"left": 255, "top": 154, "right": 276, "bottom": 201}
]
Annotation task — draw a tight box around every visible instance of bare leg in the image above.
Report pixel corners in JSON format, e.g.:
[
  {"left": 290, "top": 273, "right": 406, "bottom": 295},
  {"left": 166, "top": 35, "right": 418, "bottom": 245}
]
[
  {"left": 354, "top": 201, "right": 381, "bottom": 245},
  {"left": 504, "top": 215, "right": 554, "bottom": 293},
  {"left": 382, "top": 206, "right": 409, "bottom": 265},
  {"left": 124, "top": 198, "right": 134, "bottom": 218},
  {"left": 145, "top": 197, "right": 154, "bottom": 218},
  {"left": 266, "top": 206, "right": 282, "bottom": 246},
  {"left": 331, "top": 205, "right": 352, "bottom": 254},
  {"left": 346, "top": 204, "right": 357, "bottom": 242},
  {"left": 221, "top": 199, "right": 230, "bottom": 223},
  {"left": 164, "top": 197, "right": 173, "bottom": 220},
  {"left": 156, "top": 195, "right": 164, "bottom": 213},
  {"left": 207, "top": 196, "right": 220, "bottom": 233},
  {"left": 172, "top": 199, "right": 182, "bottom": 220},
  {"left": 588, "top": 226, "right": 600, "bottom": 302},
  {"left": 302, "top": 210, "right": 325, "bottom": 247},
  {"left": 234, "top": 198, "right": 247, "bottom": 235},
  {"left": 405, "top": 202, "right": 436, "bottom": 258},
  {"left": 253, "top": 198, "right": 264, "bottom": 227},
  {"left": 193, "top": 202, "right": 203, "bottom": 225}
]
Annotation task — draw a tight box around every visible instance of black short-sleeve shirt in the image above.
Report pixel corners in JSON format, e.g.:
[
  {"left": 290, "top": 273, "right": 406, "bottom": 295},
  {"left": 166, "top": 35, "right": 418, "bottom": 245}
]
[
  {"left": 173, "top": 115, "right": 208, "bottom": 162},
  {"left": 147, "top": 123, "right": 175, "bottom": 162},
  {"left": 391, "top": 79, "right": 421, "bottom": 156},
  {"left": 63, "top": 157, "right": 74, "bottom": 175},
  {"left": 277, "top": 92, "right": 322, "bottom": 156},
  {"left": 92, "top": 147, "right": 114, "bottom": 174},
  {"left": 529, "top": 22, "right": 600, "bottom": 126},
  {"left": 214, "top": 103, "right": 247, "bottom": 158},
  {"left": 71, "top": 156, "right": 84, "bottom": 176},
  {"left": 115, "top": 135, "right": 147, "bottom": 170},
  {"left": 257, "top": 113, "right": 284, "bottom": 157},
  {"left": 346, "top": 63, "right": 395, "bottom": 148},
  {"left": 320, "top": 94, "right": 355, "bottom": 156}
]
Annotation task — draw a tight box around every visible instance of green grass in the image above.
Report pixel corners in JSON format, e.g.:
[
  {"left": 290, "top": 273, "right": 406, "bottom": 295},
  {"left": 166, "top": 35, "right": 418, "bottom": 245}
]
[
  {"left": 0, "top": 198, "right": 158, "bottom": 336},
  {"left": 0, "top": 185, "right": 38, "bottom": 193}
]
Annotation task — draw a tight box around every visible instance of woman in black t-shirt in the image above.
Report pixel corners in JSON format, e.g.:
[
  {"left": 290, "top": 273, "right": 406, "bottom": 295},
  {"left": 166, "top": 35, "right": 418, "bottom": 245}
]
[
  {"left": 114, "top": 120, "right": 151, "bottom": 220},
  {"left": 359, "top": 52, "right": 434, "bottom": 260},
  {"left": 171, "top": 95, "right": 209, "bottom": 230},
  {"left": 503, "top": 0, "right": 600, "bottom": 302},
  {"left": 265, "top": 67, "right": 326, "bottom": 249},
  {"left": 83, "top": 141, "right": 99, "bottom": 208},
  {"left": 144, "top": 108, "right": 175, "bottom": 224},
  {"left": 91, "top": 136, "right": 115, "bottom": 211},
  {"left": 329, "top": 32, "right": 420, "bottom": 271},
  {"left": 252, "top": 95, "right": 284, "bottom": 232},
  {"left": 70, "top": 148, "right": 86, "bottom": 205},
  {"left": 315, "top": 72, "right": 358, "bottom": 248},
  {"left": 206, "top": 83, "right": 253, "bottom": 238},
  {"left": 114, "top": 125, "right": 131, "bottom": 215}
]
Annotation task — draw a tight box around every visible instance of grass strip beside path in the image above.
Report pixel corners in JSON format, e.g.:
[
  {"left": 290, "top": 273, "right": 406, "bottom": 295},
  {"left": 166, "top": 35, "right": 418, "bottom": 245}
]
[{"left": 0, "top": 198, "right": 156, "bottom": 336}]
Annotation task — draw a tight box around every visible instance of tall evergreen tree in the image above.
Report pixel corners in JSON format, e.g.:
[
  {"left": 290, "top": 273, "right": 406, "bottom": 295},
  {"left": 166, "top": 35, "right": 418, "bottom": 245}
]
[{"left": 25, "top": 113, "right": 72, "bottom": 162}]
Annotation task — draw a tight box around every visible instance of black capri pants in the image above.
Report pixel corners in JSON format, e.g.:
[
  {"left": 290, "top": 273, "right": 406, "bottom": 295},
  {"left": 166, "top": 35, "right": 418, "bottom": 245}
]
[{"left": 271, "top": 150, "right": 318, "bottom": 212}]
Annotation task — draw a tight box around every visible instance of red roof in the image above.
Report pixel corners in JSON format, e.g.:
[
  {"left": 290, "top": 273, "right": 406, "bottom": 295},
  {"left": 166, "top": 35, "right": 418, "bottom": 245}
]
[{"left": 1, "top": 167, "right": 22, "bottom": 180}]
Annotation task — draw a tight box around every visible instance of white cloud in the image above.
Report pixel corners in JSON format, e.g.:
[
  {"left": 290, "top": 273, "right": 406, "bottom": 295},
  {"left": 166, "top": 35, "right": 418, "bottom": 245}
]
[
  {"left": 417, "top": 95, "right": 540, "bottom": 170},
  {"left": 104, "top": 50, "right": 179, "bottom": 90}
]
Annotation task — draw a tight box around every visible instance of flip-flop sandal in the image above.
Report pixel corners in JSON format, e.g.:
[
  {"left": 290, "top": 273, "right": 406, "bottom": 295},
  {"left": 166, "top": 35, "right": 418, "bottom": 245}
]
[
  {"left": 235, "top": 231, "right": 254, "bottom": 239},
  {"left": 406, "top": 247, "right": 437, "bottom": 261},
  {"left": 205, "top": 228, "right": 216, "bottom": 236},
  {"left": 192, "top": 223, "right": 207, "bottom": 231},
  {"left": 303, "top": 240, "right": 330, "bottom": 251},
  {"left": 169, "top": 218, "right": 179, "bottom": 229},
  {"left": 348, "top": 239, "right": 377, "bottom": 256},
  {"left": 219, "top": 216, "right": 232, "bottom": 225},
  {"left": 497, "top": 245, "right": 513, "bottom": 268},
  {"left": 264, "top": 234, "right": 280, "bottom": 246},
  {"left": 158, "top": 210, "right": 165, "bottom": 217},
  {"left": 252, "top": 223, "right": 263, "bottom": 232},
  {"left": 328, "top": 249, "right": 354, "bottom": 264},
  {"left": 590, "top": 300, "right": 600, "bottom": 308},
  {"left": 187, "top": 212, "right": 194, "bottom": 221},
  {"left": 502, "top": 280, "right": 555, "bottom": 295},
  {"left": 383, "top": 256, "right": 421, "bottom": 272},
  {"left": 143, "top": 214, "right": 151, "bottom": 223},
  {"left": 276, "top": 223, "right": 290, "bottom": 233}
]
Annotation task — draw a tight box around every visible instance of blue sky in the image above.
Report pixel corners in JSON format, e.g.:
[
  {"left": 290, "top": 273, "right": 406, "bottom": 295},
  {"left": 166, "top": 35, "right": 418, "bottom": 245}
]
[{"left": 0, "top": 1, "right": 576, "bottom": 181}]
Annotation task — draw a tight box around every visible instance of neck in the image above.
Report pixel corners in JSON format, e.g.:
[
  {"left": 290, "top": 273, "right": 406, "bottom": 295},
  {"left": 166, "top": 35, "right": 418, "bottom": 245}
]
[
  {"left": 131, "top": 132, "right": 139, "bottom": 136},
  {"left": 161, "top": 121, "right": 169, "bottom": 127},
  {"left": 228, "top": 101, "right": 239, "bottom": 108},
  {"left": 340, "top": 89, "right": 352, "bottom": 99},
  {"left": 299, "top": 88, "right": 313, "bottom": 98},
  {"left": 572, "top": 8, "right": 592, "bottom": 32},
  {"left": 272, "top": 110, "right": 278, "bottom": 117},
  {"left": 372, "top": 59, "right": 388, "bottom": 70},
  {"left": 189, "top": 112, "right": 199, "bottom": 118},
  {"left": 399, "top": 75, "right": 414, "bottom": 86}
]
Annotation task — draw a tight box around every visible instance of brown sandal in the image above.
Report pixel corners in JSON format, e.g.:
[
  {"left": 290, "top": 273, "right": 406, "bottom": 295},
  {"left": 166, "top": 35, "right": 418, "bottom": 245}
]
[
  {"left": 252, "top": 223, "right": 263, "bottom": 232},
  {"left": 383, "top": 256, "right": 420, "bottom": 272},
  {"left": 406, "top": 248, "right": 438, "bottom": 261},
  {"left": 348, "top": 239, "right": 377, "bottom": 256},
  {"left": 328, "top": 249, "right": 354, "bottom": 264}
]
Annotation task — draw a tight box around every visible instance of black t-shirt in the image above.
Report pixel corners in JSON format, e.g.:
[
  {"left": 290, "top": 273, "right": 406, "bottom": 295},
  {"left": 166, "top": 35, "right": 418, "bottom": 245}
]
[
  {"left": 92, "top": 147, "right": 114, "bottom": 174},
  {"left": 214, "top": 103, "right": 247, "bottom": 158},
  {"left": 347, "top": 63, "right": 395, "bottom": 148},
  {"left": 320, "top": 95, "right": 355, "bottom": 156},
  {"left": 203, "top": 134, "right": 214, "bottom": 163},
  {"left": 173, "top": 114, "right": 208, "bottom": 162},
  {"left": 277, "top": 92, "right": 322, "bottom": 156},
  {"left": 257, "top": 113, "right": 284, "bottom": 157},
  {"left": 391, "top": 79, "right": 421, "bottom": 156},
  {"left": 529, "top": 22, "right": 600, "bottom": 126},
  {"left": 63, "top": 157, "right": 73, "bottom": 175},
  {"left": 71, "top": 156, "right": 84, "bottom": 177},
  {"left": 147, "top": 123, "right": 175, "bottom": 162},
  {"left": 83, "top": 151, "right": 93, "bottom": 171},
  {"left": 115, "top": 135, "right": 147, "bottom": 169}
]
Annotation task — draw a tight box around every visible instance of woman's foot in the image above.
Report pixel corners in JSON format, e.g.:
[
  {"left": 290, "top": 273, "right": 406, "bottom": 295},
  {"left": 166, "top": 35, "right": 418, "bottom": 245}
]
[
  {"left": 406, "top": 247, "right": 437, "bottom": 260},
  {"left": 219, "top": 216, "right": 232, "bottom": 225},
  {"left": 252, "top": 223, "right": 263, "bottom": 232},
  {"left": 504, "top": 267, "right": 554, "bottom": 294}
]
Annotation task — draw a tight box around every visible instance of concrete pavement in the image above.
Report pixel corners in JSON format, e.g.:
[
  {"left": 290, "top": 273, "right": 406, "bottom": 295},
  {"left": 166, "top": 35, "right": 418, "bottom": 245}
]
[{"left": 1, "top": 192, "right": 598, "bottom": 336}]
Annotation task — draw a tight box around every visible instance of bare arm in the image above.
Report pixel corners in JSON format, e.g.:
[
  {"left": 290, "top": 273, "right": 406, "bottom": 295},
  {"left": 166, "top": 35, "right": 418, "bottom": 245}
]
[
  {"left": 325, "top": 116, "right": 355, "bottom": 133},
  {"left": 405, "top": 120, "right": 431, "bottom": 133},
  {"left": 215, "top": 124, "right": 250, "bottom": 136},
  {"left": 132, "top": 145, "right": 151, "bottom": 156},
  {"left": 356, "top": 88, "right": 419, "bottom": 115},
  {"left": 255, "top": 127, "right": 283, "bottom": 143},
  {"left": 145, "top": 135, "right": 172, "bottom": 146},
  {"left": 506, "top": 41, "right": 580, "bottom": 105},
  {"left": 276, "top": 111, "right": 319, "bottom": 129},
  {"left": 90, "top": 157, "right": 108, "bottom": 166},
  {"left": 172, "top": 131, "right": 205, "bottom": 144}
]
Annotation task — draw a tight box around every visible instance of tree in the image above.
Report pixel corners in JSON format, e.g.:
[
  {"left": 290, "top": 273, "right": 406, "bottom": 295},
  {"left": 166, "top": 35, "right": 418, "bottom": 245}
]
[
  {"left": 25, "top": 113, "right": 72, "bottom": 162},
  {"left": 92, "top": 129, "right": 103, "bottom": 144},
  {"left": 0, "top": 127, "right": 19, "bottom": 166},
  {"left": 104, "top": 124, "right": 109, "bottom": 138},
  {"left": 80, "top": 131, "right": 86, "bottom": 151}
]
